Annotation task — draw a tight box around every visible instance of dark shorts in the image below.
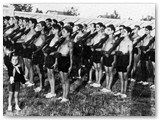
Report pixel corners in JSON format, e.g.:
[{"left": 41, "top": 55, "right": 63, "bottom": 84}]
[
  {"left": 116, "top": 54, "right": 129, "bottom": 72},
  {"left": 32, "top": 50, "right": 44, "bottom": 65},
  {"left": 73, "top": 43, "right": 83, "bottom": 57},
  {"left": 133, "top": 47, "right": 139, "bottom": 55},
  {"left": 140, "top": 51, "right": 149, "bottom": 61},
  {"left": 11, "top": 43, "right": 23, "bottom": 56},
  {"left": 58, "top": 55, "right": 70, "bottom": 73},
  {"left": 149, "top": 49, "right": 155, "bottom": 62},
  {"left": 9, "top": 82, "right": 20, "bottom": 92},
  {"left": 45, "top": 55, "right": 56, "bottom": 69},
  {"left": 103, "top": 55, "right": 114, "bottom": 67},
  {"left": 92, "top": 51, "right": 102, "bottom": 63},
  {"left": 23, "top": 48, "right": 34, "bottom": 59},
  {"left": 22, "top": 44, "right": 37, "bottom": 59}
]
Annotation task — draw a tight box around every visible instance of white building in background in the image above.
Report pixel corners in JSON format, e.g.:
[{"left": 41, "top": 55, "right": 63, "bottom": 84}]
[{"left": 3, "top": 4, "right": 14, "bottom": 16}]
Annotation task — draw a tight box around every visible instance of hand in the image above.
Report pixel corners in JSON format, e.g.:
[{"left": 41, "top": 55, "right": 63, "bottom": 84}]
[
  {"left": 68, "top": 66, "right": 72, "bottom": 74},
  {"left": 22, "top": 84, "right": 26, "bottom": 88},
  {"left": 52, "top": 63, "right": 57, "bottom": 69},
  {"left": 22, "top": 44, "right": 26, "bottom": 49},
  {"left": 91, "top": 48, "right": 94, "bottom": 51},
  {"left": 49, "top": 52, "right": 55, "bottom": 56},
  {"left": 105, "top": 53, "right": 109, "bottom": 58},
  {"left": 10, "top": 77, "right": 14, "bottom": 84},
  {"left": 127, "top": 65, "right": 131, "bottom": 72},
  {"left": 44, "top": 53, "right": 47, "bottom": 56}
]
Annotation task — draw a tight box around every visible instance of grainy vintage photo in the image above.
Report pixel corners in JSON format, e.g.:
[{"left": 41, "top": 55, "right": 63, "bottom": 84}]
[{"left": 3, "top": 3, "right": 155, "bottom": 116}]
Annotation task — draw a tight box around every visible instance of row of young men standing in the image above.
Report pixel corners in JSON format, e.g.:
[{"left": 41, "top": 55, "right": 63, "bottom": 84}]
[{"left": 3, "top": 16, "right": 155, "bottom": 104}]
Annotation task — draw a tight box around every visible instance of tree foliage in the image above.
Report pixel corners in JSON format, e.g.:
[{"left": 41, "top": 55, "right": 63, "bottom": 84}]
[
  {"left": 11, "top": 4, "right": 33, "bottom": 12},
  {"left": 141, "top": 15, "right": 155, "bottom": 21},
  {"left": 35, "top": 8, "right": 43, "bottom": 13},
  {"left": 98, "top": 10, "right": 120, "bottom": 19},
  {"left": 63, "top": 7, "right": 80, "bottom": 16}
]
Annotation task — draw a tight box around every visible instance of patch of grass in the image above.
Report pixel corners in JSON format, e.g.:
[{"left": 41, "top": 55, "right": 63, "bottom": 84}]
[{"left": 3, "top": 68, "right": 155, "bottom": 116}]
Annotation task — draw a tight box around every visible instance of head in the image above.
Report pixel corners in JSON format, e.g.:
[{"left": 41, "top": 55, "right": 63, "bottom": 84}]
[
  {"left": 23, "top": 17, "right": 29, "bottom": 27},
  {"left": 119, "top": 25, "right": 125, "bottom": 34},
  {"left": 145, "top": 25, "right": 152, "bottom": 35},
  {"left": 29, "top": 18, "right": 37, "bottom": 29},
  {"left": 52, "top": 24, "right": 61, "bottom": 35},
  {"left": 62, "top": 25, "right": 73, "bottom": 38},
  {"left": 121, "top": 26, "right": 132, "bottom": 37},
  {"left": 83, "top": 24, "right": 87, "bottom": 30},
  {"left": 133, "top": 25, "right": 140, "bottom": 33},
  {"left": 58, "top": 21, "right": 64, "bottom": 29},
  {"left": 19, "top": 17, "right": 24, "bottom": 26},
  {"left": 4, "top": 16, "right": 10, "bottom": 25},
  {"left": 101, "top": 24, "right": 106, "bottom": 33},
  {"left": 73, "top": 24, "right": 83, "bottom": 32},
  {"left": 13, "top": 16, "right": 19, "bottom": 24},
  {"left": 9, "top": 17, "right": 14, "bottom": 25},
  {"left": 88, "top": 23, "right": 96, "bottom": 31},
  {"left": 46, "top": 18, "right": 52, "bottom": 27},
  {"left": 52, "top": 19, "right": 58, "bottom": 25},
  {"left": 96, "top": 22, "right": 104, "bottom": 32},
  {"left": 67, "top": 22, "right": 74, "bottom": 28},
  {"left": 11, "top": 54, "right": 19, "bottom": 66},
  {"left": 36, "top": 21, "right": 46, "bottom": 32},
  {"left": 105, "top": 24, "right": 115, "bottom": 35}
]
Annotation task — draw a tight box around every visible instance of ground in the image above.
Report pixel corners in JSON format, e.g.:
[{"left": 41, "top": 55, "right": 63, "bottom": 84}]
[{"left": 3, "top": 66, "right": 155, "bottom": 116}]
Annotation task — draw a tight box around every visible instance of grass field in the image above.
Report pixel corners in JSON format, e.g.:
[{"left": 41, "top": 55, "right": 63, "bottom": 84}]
[{"left": 3, "top": 66, "right": 155, "bottom": 116}]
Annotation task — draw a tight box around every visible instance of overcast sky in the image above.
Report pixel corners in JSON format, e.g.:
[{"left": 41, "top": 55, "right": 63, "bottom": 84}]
[{"left": 32, "top": 3, "right": 155, "bottom": 20}]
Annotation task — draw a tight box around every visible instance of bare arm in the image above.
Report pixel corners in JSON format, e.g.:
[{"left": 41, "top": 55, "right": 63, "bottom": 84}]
[{"left": 128, "top": 41, "right": 133, "bottom": 67}]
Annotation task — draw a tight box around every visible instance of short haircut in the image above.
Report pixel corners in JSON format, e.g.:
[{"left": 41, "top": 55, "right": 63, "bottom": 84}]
[
  {"left": 107, "top": 24, "right": 116, "bottom": 33},
  {"left": 52, "top": 19, "right": 58, "bottom": 24},
  {"left": 19, "top": 17, "right": 24, "bottom": 20},
  {"left": 134, "top": 25, "right": 140, "bottom": 30},
  {"left": 39, "top": 21, "right": 47, "bottom": 28},
  {"left": 76, "top": 24, "right": 83, "bottom": 30},
  {"left": 52, "top": 24, "right": 61, "bottom": 32},
  {"left": 145, "top": 25, "right": 152, "bottom": 31},
  {"left": 63, "top": 25, "right": 73, "bottom": 35},
  {"left": 119, "top": 25, "right": 125, "bottom": 28},
  {"left": 24, "top": 17, "right": 30, "bottom": 23},
  {"left": 96, "top": 22, "right": 104, "bottom": 27},
  {"left": 46, "top": 18, "right": 52, "bottom": 22},
  {"left": 83, "top": 24, "right": 87, "bottom": 28},
  {"left": 124, "top": 26, "right": 132, "bottom": 33},
  {"left": 68, "top": 22, "right": 74, "bottom": 28},
  {"left": 91, "top": 23, "right": 96, "bottom": 28},
  {"left": 10, "top": 52, "right": 19, "bottom": 60},
  {"left": 14, "top": 16, "right": 19, "bottom": 21},
  {"left": 4, "top": 16, "right": 10, "bottom": 21},
  {"left": 58, "top": 21, "right": 64, "bottom": 27}
]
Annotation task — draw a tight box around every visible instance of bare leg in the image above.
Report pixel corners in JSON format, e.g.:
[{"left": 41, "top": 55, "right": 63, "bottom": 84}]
[
  {"left": 14, "top": 92, "right": 19, "bottom": 107},
  {"left": 89, "top": 66, "right": 94, "bottom": 82},
  {"left": 47, "top": 68, "right": 52, "bottom": 93},
  {"left": 108, "top": 67, "right": 113, "bottom": 90},
  {"left": 104, "top": 66, "right": 109, "bottom": 88},
  {"left": 36, "top": 65, "right": 42, "bottom": 88},
  {"left": 64, "top": 73, "right": 69, "bottom": 99},
  {"left": 93, "top": 63, "right": 98, "bottom": 83},
  {"left": 97, "top": 63, "right": 102, "bottom": 84},
  {"left": 60, "top": 72, "right": 65, "bottom": 98},
  {"left": 8, "top": 92, "right": 13, "bottom": 107},
  {"left": 50, "top": 69, "right": 55, "bottom": 94},
  {"left": 118, "top": 72, "right": 124, "bottom": 94},
  {"left": 123, "top": 72, "right": 128, "bottom": 94},
  {"left": 29, "top": 59, "right": 34, "bottom": 83}
]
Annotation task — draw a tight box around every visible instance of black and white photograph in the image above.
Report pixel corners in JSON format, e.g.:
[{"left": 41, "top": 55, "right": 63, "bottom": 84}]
[{"left": 3, "top": 3, "right": 155, "bottom": 116}]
